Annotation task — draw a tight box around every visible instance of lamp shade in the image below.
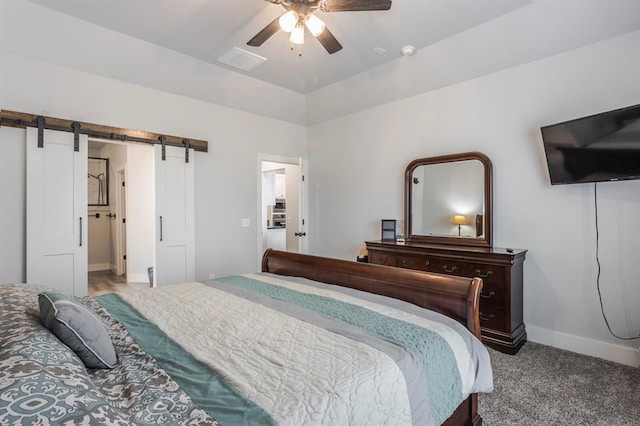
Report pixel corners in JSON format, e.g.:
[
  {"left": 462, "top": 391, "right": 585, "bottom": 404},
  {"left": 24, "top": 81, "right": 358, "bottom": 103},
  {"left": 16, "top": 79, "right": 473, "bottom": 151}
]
[
  {"left": 305, "top": 14, "right": 325, "bottom": 37},
  {"left": 279, "top": 11, "right": 298, "bottom": 33},
  {"left": 452, "top": 215, "right": 467, "bottom": 225},
  {"left": 290, "top": 22, "right": 304, "bottom": 45}
]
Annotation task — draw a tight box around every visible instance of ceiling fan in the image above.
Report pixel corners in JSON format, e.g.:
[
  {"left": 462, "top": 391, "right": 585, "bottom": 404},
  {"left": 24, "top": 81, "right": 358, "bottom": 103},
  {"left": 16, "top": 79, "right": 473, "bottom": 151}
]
[{"left": 247, "top": 0, "right": 392, "bottom": 55}]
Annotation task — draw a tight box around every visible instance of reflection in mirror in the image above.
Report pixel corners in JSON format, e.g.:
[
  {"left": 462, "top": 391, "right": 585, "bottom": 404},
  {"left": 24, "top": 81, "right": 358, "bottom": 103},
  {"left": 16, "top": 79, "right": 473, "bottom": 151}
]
[
  {"left": 405, "top": 152, "right": 492, "bottom": 248},
  {"left": 411, "top": 160, "right": 484, "bottom": 237},
  {"left": 88, "top": 157, "right": 109, "bottom": 206}
]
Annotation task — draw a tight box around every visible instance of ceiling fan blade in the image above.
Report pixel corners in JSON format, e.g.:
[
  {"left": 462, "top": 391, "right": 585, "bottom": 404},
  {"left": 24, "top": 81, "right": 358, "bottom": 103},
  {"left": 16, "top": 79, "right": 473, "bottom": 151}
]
[
  {"left": 247, "top": 16, "right": 281, "bottom": 47},
  {"left": 319, "top": 0, "right": 392, "bottom": 12},
  {"left": 316, "top": 27, "right": 343, "bottom": 54}
]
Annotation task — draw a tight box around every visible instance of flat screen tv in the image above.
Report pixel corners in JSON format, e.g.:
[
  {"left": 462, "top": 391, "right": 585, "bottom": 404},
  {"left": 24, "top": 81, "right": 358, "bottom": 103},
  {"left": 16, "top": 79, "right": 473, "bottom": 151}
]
[{"left": 541, "top": 103, "right": 640, "bottom": 185}]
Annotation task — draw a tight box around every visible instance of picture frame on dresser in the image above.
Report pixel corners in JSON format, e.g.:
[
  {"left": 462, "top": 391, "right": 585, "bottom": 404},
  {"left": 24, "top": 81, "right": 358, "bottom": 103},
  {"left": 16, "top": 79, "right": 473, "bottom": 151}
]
[
  {"left": 367, "top": 152, "right": 527, "bottom": 354},
  {"left": 381, "top": 219, "right": 397, "bottom": 241}
]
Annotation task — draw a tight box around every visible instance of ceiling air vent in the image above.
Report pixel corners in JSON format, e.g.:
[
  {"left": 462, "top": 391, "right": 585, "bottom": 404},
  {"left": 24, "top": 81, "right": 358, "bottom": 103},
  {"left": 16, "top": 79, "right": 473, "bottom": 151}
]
[{"left": 217, "top": 47, "right": 267, "bottom": 72}]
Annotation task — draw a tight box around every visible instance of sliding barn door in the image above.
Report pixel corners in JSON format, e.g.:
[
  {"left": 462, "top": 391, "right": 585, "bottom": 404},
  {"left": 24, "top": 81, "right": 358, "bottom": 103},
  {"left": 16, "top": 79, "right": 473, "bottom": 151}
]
[
  {"left": 155, "top": 145, "right": 195, "bottom": 285},
  {"left": 26, "top": 128, "right": 88, "bottom": 296}
]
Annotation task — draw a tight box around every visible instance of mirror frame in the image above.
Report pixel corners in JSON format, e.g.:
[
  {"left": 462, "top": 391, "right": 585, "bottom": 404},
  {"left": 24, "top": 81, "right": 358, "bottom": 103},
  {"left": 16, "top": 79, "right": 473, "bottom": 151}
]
[{"left": 404, "top": 151, "right": 493, "bottom": 248}]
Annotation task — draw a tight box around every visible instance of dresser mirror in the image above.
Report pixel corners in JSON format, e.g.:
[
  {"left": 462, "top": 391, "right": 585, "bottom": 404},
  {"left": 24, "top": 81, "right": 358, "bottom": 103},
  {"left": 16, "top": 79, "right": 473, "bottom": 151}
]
[{"left": 404, "top": 152, "right": 493, "bottom": 247}]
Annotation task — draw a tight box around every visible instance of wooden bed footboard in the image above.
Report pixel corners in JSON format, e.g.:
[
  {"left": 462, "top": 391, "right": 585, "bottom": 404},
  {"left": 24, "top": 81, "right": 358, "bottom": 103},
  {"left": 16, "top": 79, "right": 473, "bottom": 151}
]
[
  {"left": 261, "top": 249, "right": 483, "bottom": 338},
  {"left": 262, "top": 249, "right": 485, "bottom": 426}
]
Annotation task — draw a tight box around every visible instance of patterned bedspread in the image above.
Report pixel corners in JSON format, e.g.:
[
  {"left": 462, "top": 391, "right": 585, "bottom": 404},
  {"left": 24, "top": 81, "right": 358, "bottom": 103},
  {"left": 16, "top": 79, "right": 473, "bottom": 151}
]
[
  {"left": 0, "top": 284, "right": 217, "bottom": 425},
  {"left": 0, "top": 274, "right": 492, "bottom": 426}
]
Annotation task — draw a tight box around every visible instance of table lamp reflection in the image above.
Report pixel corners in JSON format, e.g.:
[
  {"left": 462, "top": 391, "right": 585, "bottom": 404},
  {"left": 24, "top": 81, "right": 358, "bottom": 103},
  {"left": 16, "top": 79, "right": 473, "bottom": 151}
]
[{"left": 452, "top": 215, "right": 467, "bottom": 236}]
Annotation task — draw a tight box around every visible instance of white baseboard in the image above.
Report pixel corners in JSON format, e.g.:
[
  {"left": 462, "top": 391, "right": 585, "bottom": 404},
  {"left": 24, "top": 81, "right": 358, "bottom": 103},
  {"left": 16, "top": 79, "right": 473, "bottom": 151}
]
[
  {"left": 126, "top": 272, "right": 149, "bottom": 284},
  {"left": 527, "top": 325, "right": 640, "bottom": 367},
  {"left": 88, "top": 263, "right": 111, "bottom": 272}
]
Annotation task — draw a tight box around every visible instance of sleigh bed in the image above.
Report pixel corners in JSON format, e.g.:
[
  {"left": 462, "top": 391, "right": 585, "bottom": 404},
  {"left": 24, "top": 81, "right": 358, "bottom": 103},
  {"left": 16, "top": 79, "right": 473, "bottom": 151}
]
[{"left": 0, "top": 249, "right": 492, "bottom": 425}]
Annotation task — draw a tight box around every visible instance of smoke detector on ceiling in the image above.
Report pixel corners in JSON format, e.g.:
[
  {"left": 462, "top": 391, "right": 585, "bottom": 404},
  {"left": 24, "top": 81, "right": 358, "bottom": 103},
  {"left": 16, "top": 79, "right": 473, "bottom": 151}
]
[{"left": 400, "top": 45, "right": 415, "bottom": 57}]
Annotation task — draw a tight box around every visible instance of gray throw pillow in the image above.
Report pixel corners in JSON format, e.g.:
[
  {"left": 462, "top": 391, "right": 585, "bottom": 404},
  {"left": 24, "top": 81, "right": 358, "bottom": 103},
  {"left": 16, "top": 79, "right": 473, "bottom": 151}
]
[{"left": 38, "top": 291, "right": 117, "bottom": 369}]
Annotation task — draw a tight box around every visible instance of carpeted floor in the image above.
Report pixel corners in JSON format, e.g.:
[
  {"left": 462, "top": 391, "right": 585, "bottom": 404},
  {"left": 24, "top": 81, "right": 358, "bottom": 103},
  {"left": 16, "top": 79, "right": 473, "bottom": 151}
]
[{"left": 479, "top": 342, "right": 640, "bottom": 425}]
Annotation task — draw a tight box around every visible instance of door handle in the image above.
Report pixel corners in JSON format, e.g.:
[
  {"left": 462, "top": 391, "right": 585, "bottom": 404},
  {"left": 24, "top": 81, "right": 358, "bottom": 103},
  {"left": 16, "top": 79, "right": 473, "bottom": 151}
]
[
  {"left": 79, "top": 217, "right": 83, "bottom": 246},
  {"left": 294, "top": 232, "right": 306, "bottom": 237},
  {"left": 160, "top": 216, "right": 163, "bottom": 241}
]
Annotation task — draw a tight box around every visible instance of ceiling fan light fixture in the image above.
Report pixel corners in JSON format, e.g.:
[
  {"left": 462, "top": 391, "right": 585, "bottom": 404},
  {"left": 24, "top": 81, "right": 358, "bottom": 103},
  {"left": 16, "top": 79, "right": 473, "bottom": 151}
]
[
  {"left": 279, "top": 10, "right": 298, "bottom": 33},
  {"left": 290, "top": 22, "right": 305, "bottom": 45},
  {"left": 305, "top": 14, "right": 326, "bottom": 37}
]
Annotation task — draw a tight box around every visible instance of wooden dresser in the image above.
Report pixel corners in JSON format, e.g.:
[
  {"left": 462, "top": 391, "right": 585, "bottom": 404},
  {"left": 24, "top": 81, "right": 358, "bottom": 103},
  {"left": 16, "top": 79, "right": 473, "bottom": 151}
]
[{"left": 366, "top": 240, "right": 527, "bottom": 354}]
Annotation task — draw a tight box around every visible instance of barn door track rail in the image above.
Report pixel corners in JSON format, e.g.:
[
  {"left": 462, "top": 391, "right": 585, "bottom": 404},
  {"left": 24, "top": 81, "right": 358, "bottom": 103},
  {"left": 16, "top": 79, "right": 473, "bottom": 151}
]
[{"left": 0, "top": 110, "right": 208, "bottom": 156}]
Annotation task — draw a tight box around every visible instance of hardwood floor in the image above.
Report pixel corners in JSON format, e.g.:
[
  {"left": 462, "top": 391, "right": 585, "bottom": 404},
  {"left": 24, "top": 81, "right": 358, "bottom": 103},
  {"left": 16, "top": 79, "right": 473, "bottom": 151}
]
[{"left": 88, "top": 270, "right": 149, "bottom": 296}]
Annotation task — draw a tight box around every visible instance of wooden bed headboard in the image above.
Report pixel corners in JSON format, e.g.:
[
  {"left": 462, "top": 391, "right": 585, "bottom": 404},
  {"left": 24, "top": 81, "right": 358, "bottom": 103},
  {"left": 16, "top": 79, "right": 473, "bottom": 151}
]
[{"left": 261, "top": 249, "right": 483, "bottom": 339}]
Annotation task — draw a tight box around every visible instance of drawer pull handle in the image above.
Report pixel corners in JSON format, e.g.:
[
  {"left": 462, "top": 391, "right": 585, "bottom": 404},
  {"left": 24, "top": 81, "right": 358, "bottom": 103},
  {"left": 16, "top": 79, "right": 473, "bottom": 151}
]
[
  {"left": 475, "top": 269, "right": 493, "bottom": 279},
  {"left": 480, "top": 313, "right": 495, "bottom": 322},
  {"left": 442, "top": 265, "right": 458, "bottom": 273},
  {"left": 480, "top": 291, "right": 495, "bottom": 299},
  {"left": 425, "top": 260, "right": 430, "bottom": 266},
  {"left": 401, "top": 260, "right": 414, "bottom": 267}
]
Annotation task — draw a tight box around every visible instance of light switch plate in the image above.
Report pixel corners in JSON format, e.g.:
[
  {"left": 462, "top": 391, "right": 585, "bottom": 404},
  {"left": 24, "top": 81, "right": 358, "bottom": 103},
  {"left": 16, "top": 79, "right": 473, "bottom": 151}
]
[{"left": 241, "top": 218, "right": 250, "bottom": 227}]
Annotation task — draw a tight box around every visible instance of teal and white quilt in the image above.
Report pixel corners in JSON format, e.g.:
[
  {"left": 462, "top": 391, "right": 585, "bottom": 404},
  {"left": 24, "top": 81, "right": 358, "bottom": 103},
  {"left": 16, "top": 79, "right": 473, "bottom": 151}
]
[{"left": 0, "top": 273, "right": 492, "bottom": 425}]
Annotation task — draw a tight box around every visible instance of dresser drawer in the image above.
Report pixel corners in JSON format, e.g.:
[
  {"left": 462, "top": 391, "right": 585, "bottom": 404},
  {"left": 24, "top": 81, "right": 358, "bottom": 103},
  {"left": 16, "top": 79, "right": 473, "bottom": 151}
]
[
  {"left": 425, "top": 258, "right": 465, "bottom": 276},
  {"left": 478, "top": 280, "right": 506, "bottom": 307},
  {"left": 369, "top": 251, "right": 397, "bottom": 267},
  {"left": 463, "top": 263, "right": 505, "bottom": 285},
  {"left": 479, "top": 305, "right": 507, "bottom": 332},
  {"left": 397, "top": 254, "right": 430, "bottom": 271}
]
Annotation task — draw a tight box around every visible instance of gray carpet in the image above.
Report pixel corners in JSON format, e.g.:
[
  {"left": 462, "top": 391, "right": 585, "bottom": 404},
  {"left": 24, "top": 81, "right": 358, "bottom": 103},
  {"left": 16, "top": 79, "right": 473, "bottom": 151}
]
[{"left": 479, "top": 342, "right": 640, "bottom": 425}]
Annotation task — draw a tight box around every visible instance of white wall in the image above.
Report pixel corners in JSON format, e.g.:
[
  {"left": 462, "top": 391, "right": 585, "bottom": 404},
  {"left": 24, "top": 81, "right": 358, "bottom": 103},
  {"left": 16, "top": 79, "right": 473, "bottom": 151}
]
[
  {"left": 308, "top": 30, "right": 640, "bottom": 366},
  {"left": 0, "top": 51, "right": 307, "bottom": 283},
  {"left": 0, "top": 127, "right": 26, "bottom": 283}
]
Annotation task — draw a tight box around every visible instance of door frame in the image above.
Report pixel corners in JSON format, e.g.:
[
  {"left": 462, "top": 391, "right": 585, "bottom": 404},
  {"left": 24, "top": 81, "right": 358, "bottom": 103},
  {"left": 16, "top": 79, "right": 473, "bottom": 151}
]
[
  {"left": 115, "top": 168, "right": 127, "bottom": 276},
  {"left": 256, "top": 154, "right": 308, "bottom": 270}
]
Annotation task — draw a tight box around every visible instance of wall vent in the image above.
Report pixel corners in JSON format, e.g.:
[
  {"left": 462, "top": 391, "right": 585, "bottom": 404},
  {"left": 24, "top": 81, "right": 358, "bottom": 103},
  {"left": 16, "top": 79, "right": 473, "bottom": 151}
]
[{"left": 218, "top": 47, "right": 268, "bottom": 72}]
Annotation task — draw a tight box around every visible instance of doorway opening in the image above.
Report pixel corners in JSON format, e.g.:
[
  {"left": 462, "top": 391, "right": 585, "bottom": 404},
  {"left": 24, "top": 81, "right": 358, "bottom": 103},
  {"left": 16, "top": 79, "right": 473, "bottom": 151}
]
[
  {"left": 87, "top": 140, "right": 153, "bottom": 295},
  {"left": 258, "top": 156, "right": 308, "bottom": 267}
]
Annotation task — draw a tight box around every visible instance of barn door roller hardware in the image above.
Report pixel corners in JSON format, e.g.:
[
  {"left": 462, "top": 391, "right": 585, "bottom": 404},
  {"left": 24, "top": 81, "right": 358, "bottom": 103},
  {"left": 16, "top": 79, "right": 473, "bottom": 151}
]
[
  {"left": 160, "top": 135, "right": 167, "bottom": 161},
  {"left": 0, "top": 110, "right": 208, "bottom": 153},
  {"left": 72, "top": 122, "right": 80, "bottom": 152},
  {"left": 36, "top": 115, "right": 44, "bottom": 148}
]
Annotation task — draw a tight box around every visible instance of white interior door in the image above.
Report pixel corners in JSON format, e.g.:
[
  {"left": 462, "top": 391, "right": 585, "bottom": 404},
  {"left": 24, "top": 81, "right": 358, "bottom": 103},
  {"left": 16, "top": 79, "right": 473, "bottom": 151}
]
[
  {"left": 27, "top": 128, "right": 88, "bottom": 296},
  {"left": 155, "top": 145, "right": 195, "bottom": 285},
  {"left": 285, "top": 164, "right": 300, "bottom": 253},
  {"left": 298, "top": 157, "right": 308, "bottom": 254},
  {"left": 116, "top": 168, "right": 127, "bottom": 276}
]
